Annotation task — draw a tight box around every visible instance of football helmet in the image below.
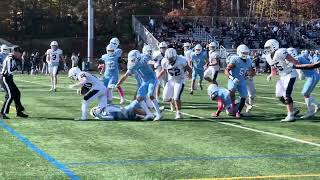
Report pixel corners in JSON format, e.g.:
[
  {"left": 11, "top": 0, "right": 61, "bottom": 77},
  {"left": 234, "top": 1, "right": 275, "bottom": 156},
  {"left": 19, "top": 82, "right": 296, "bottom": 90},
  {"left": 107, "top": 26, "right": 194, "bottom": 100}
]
[
  {"left": 207, "top": 84, "right": 218, "bottom": 100},
  {"left": 106, "top": 43, "right": 116, "bottom": 56},
  {"left": 165, "top": 48, "right": 177, "bottom": 65},
  {"left": 183, "top": 42, "right": 191, "bottom": 51},
  {"left": 0, "top": 44, "right": 10, "bottom": 54},
  {"left": 237, "top": 44, "right": 250, "bottom": 59},
  {"left": 194, "top": 44, "right": 202, "bottom": 55},
  {"left": 264, "top": 39, "right": 279, "bottom": 54},
  {"left": 209, "top": 41, "right": 218, "bottom": 51},
  {"left": 127, "top": 50, "right": 141, "bottom": 67},
  {"left": 142, "top": 44, "right": 153, "bottom": 56},
  {"left": 110, "top": 37, "right": 120, "bottom": 48},
  {"left": 68, "top": 67, "right": 81, "bottom": 81},
  {"left": 287, "top": 47, "right": 298, "bottom": 58}
]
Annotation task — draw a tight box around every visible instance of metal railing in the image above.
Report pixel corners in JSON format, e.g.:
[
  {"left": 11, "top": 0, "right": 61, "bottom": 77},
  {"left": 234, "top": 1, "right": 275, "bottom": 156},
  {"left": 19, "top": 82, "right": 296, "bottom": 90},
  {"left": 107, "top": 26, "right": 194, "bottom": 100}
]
[{"left": 132, "top": 16, "right": 159, "bottom": 51}]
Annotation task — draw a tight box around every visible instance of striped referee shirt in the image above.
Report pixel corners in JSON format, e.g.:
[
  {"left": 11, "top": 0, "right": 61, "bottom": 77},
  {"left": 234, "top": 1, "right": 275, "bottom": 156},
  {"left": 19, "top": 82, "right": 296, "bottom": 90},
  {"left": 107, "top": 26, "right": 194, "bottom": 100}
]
[{"left": 1, "top": 54, "right": 16, "bottom": 76}]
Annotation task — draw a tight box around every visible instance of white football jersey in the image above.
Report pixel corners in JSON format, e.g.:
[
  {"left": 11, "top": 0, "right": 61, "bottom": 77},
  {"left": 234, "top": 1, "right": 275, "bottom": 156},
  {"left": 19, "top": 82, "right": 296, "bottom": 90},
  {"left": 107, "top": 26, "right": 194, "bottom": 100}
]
[
  {"left": 208, "top": 50, "right": 220, "bottom": 70},
  {"left": 152, "top": 51, "right": 165, "bottom": 70},
  {"left": 268, "top": 48, "right": 297, "bottom": 78},
  {"left": 46, "top": 49, "right": 63, "bottom": 66},
  {"left": 161, "top": 55, "right": 188, "bottom": 83},
  {"left": 184, "top": 49, "right": 192, "bottom": 60},
  {"left": 77, "top": 71, "right": 105, "bottom": 90}
]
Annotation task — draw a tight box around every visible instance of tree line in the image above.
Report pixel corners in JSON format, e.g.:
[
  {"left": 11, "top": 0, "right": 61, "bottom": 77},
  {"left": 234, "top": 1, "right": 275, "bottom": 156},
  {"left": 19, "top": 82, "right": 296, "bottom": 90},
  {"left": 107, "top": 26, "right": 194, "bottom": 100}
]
[{"left": 0, "top": 0, "right": 318, "bottom": 41}]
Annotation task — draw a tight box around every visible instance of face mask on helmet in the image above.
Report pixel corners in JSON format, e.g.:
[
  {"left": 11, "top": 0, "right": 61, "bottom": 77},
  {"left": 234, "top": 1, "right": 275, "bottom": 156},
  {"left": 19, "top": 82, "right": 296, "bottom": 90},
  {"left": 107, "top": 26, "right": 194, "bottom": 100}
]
[
  {"left": 184, "top": 46, "right": 190, "bottom": 51},
  {"left": 239, "top": 51, "right": 249, "bottom": 59},
  {"left": 160, "top": 47, "right": 167, "bottom": 54},
  {"left": 195, "top": 48, "right": 202, "bottom": 55},
  {"left": 107, "top": 49, "right": 115, "bottom": 56}
]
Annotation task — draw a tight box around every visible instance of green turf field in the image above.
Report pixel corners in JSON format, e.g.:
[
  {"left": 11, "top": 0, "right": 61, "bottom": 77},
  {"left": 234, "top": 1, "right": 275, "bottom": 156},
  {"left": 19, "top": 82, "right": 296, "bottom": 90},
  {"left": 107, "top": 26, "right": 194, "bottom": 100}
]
[{"left": 0, "top": 73, "right": 319, "bottom": 180}]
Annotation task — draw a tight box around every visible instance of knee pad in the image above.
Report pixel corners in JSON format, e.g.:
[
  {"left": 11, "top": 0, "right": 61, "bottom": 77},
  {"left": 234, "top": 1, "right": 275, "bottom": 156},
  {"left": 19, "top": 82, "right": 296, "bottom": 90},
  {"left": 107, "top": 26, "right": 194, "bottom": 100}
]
[{"left": 285, "top": 96, "right": 293, "bottom": 104}]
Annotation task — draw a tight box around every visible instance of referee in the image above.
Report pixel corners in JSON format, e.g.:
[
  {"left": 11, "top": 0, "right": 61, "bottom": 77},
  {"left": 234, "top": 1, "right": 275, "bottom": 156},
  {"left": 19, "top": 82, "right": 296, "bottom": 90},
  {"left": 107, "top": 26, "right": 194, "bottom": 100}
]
[{"left": 0, "top": 46, "right": 28, "bottom": 119}]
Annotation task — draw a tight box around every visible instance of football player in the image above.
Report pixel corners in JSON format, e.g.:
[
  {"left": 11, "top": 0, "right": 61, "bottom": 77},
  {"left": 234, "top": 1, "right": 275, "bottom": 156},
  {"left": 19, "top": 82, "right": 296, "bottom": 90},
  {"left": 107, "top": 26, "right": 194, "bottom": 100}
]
[
  {"left": 109, "top": 37, "right": 125, "bottom": 104},
  {"left": 189, "top": 44, "right": 208, "bottom": 94},
  {"left": 68, "top": 67, "right": 109, "bottom": 120},
  {"left": 152, "top": 42, "right": 168, "bottom": 101},
  {"left": 116, "top": 50, "right": 161, "bottom": 121},
  {"left": 225, "top": 44, "right": 255, "bottom": 118},
  {"left": 287, "top": 48, "right": 320, "bottom": 118},
  {"left": 207, "top": 83, "right": 234, "bottom": 118},
  {"left": 0, "top": 45, "right": 10, "bottom": 71},
  {"left": 204, "top": 42, "right": 220, "bottom": 85},
  {"left": 245, "top": 57, "right": 256, "bottom": 116},
  {"left": 46, "top": 41, "right": 64, "bottom": 92},
  {"left": 264, "top": 39, "right": 299, "bottom": 122},
  {"left": 100, "top": 43, "right": 121, "bottom": 104},
  {"left": 183, "top": 42, "right": 192, "bottom": 60},
  {"left": 158, "top": 48, "right": 192, "bottom": 119},
  {"left": 90, "top": 101, "right": 147, "bottom": 121}
]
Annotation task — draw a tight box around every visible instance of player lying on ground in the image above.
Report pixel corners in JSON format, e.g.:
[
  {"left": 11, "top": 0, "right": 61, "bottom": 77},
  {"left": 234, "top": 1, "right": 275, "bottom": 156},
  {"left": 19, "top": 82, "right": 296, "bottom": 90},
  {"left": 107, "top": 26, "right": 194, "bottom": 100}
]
[
  {"left": 90, "top": 101, "right": 147, "bottom": 120},
  {"left": 68, "top": 67, "right": 109, "bottom": 120}
]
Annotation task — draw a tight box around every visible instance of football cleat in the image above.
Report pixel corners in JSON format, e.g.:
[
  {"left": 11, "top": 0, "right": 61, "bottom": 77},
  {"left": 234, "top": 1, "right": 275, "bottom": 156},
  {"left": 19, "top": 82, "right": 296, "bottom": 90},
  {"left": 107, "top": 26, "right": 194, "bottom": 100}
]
[
  {"left": 300, "top": 112, "right": 315, "bottom": 119},
  {"left": 281, "top": 115, "right": 295, "bottom": 122},
  {"left": 17, "top": 112, "right": 28, "bottom": 118},
  {"left": 143, "top": 114, "right": 154, "bottom": 120},
  {"left": 119, "top": 97, "right": 125, "bottom": 105},
  {"left": 211, "top": 112, "right": 219, "bottom": 118},
  {"left": 293, "top": 108, "right": 300, "bottom": 116},
  {"left": 236, "top": 112, "right": 241, "bottom": 118},
  {"left": 153, "top": 114, "right": 162, "bottom": 121},
  {"left": 175, "top": 112, "right": 183, "bottom": 119}
]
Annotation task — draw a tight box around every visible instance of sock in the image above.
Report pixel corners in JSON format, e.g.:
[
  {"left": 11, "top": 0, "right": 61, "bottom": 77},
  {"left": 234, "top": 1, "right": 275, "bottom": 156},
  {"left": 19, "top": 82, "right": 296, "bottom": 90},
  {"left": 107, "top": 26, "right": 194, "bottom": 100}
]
[
  {"left": 117, "top": 86, "right": 124, "bottom": 98},
  {"left": 152, "top": 99, "right": 161, "bottom": 116},
  {"left": 288, "top": 111, "right": 293, "bottom": 117},
  {"left": 305, "top": 97, "right": 312, "bottom": 113},
  {"left": 81, "top": 100, "right": 88, "bottom": 119},
  {"left": 238, "top": 98, "right": 246, "bottom": 113},
  {"left": 310, "top": 96, "right": 320, "bottom": 106},
  {"left": 146, "top": 97, "right": 154, "bottom": 109},
  {"left": 107, "top": 89, "right": 113, "bottom": 103},
  {"left": 139, "top": 101, "right": 152, "bottom": 116}
]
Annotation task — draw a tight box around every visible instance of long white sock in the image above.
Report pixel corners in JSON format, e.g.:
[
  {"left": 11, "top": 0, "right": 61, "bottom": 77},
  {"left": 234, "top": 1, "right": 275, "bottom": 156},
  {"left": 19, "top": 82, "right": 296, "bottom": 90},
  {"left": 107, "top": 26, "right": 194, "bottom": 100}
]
[
  {"left": 152, "top": 99, "right": 161, "bottom": 116},
  {"left": 309, "top": 96, "right": 320, "bottom": 106},
  {"left": 81, "top": 100, "right": 88, "bottom": 119},
  {"left": 146, "top": 97, "right": 154, "bottom": 109},
  {"left": 139, "top": 101, "right": 152, "bottom": 116},
  {"left": 305, "top": 98, "right": 312, "bottom": 113}
]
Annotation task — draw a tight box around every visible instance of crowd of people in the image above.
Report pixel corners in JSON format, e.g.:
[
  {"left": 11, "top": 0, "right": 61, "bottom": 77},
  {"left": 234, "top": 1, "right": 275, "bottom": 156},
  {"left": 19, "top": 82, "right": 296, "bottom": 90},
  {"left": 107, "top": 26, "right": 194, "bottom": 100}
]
[{"left": 145, "top": 17, "right": 320, "bottom": 50}]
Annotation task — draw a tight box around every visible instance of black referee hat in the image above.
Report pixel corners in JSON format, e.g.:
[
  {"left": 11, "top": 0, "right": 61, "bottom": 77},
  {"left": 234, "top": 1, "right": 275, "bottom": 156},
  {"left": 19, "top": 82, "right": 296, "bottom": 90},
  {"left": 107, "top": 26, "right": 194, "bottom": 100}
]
[{"left": 12, "top": 46, "right": 23, "bottom": 53}]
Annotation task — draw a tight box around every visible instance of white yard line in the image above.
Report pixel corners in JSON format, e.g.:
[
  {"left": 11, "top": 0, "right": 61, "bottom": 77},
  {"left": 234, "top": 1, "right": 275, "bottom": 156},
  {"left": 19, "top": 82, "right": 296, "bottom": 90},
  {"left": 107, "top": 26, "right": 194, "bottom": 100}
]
[{"left": 18, "top": 79, "right": 320, "bottom": 148}]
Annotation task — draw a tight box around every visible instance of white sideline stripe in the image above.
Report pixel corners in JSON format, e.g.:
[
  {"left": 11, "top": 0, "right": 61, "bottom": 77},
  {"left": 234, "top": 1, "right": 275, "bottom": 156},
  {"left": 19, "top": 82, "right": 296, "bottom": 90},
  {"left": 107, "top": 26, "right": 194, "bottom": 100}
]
[{"left": 18, "top": 79, "right": 320, "bottom": 147}]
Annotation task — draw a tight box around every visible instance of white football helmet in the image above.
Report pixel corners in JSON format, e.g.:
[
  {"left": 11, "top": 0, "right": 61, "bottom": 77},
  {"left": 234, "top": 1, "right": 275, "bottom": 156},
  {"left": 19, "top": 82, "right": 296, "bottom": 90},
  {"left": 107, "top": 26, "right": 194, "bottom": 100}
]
[
  {"left": 165, "top": 48, "right": 177, "bottom": 65},
  {"left": 142, "top": 44, "right": 153, "bottom": 56},
  {"left": 194, "top": 44, "right": 202, "bottom": 55},
  {"left": 50, "top": 41, "right": 58, "bottom": 46},
  {"left": 237, "top": 44, "right": 250, "bottom": 59},
  {"left": 287, "top": 48, "right": 298, "bottom": 58},
  {"left": 264, "top": 39, "right": 279, "bottom": 54},
  {"left": 0, "top": 44, "right": 10, "bottom": 54},
  {"left": 68, "top": 67, "right": 81, "bottom": 81},
  {"left": 90, "top": 106, "right": 103, "bottom": 118},
  {"left": 207, "top": 84, "right": 218, "bottom": 100},
  {"left": 183, "top": 42, "right": 191, "bottom": 50},
  {"left": 159, "top": 42, "right": 168, "bottom": 54},
  {"left": 106, "top": 43, "right": 116, "bottom": 56},
  {"left": 110, "top": 37, "right": 120, "bottom": 48},
  {"left": 315, "top": 50, "right": 319, "bottom": 55},
  {"left": 159, "top": 42, "right": 168, "bottom": 48},
  {"left": 209, "top": 42, "right": 218, "bottom": 51},
  {"left": 301, "top": 50, "right": 309, "bottom": 57},
  {"left": 127, "top": 50, "right": 141, "bottom": 67}
]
